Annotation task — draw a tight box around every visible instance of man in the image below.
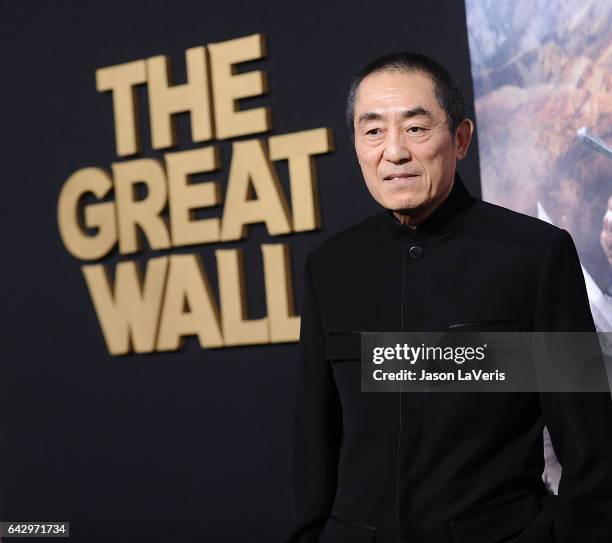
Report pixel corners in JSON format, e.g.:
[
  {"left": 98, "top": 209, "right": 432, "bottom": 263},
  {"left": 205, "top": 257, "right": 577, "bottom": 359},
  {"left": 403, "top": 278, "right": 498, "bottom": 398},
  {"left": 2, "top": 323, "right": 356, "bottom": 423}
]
[{"left": 287, "top": 52, "right": 612, "bottom": 542}]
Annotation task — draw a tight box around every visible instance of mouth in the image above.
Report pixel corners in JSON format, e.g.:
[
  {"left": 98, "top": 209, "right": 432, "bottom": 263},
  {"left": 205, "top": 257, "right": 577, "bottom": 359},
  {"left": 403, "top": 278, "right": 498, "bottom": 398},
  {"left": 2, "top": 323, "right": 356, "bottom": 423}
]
[{"left": 383, "top": 173, "right": 420, "bottom": 183}]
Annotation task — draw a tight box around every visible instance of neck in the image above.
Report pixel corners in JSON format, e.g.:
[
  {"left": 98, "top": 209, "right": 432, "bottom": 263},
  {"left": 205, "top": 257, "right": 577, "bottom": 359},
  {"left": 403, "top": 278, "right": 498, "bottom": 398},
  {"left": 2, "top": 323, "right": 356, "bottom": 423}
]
[
  {"left": 392, "top": 212, "right": 419, "bottom": 228},
  {"left": 392, "top": 179, "right": 455, "bottom": 228}
]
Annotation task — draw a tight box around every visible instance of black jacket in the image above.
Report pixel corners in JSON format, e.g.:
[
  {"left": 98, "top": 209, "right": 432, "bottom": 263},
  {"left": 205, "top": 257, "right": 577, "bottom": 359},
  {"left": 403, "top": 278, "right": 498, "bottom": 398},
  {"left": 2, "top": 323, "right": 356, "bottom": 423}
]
[{"left": 287, "top": 174, "right": 612, "bottom": 543}]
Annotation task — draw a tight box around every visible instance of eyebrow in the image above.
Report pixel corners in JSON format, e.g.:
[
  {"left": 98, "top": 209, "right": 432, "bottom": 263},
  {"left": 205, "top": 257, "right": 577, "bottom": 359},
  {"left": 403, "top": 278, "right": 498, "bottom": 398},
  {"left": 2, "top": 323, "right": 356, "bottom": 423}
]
[{"left": 357, "top": 106, "right": 433, "bottom": 125}]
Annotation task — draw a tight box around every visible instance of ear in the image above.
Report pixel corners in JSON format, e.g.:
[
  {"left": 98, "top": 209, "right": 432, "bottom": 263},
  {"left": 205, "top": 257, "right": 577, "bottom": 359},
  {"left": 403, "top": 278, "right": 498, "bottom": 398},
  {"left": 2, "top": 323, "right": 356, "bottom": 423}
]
[{"left": 455, "top": 118, "right": 474, "bottom": 160}]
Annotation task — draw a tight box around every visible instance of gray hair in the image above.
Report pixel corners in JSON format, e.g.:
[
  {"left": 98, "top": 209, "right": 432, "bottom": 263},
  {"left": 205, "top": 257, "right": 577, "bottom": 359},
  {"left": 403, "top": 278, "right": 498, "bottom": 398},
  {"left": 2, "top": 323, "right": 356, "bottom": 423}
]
[{"left": 346, "top": 52, "right": 468, "bottom": 139}]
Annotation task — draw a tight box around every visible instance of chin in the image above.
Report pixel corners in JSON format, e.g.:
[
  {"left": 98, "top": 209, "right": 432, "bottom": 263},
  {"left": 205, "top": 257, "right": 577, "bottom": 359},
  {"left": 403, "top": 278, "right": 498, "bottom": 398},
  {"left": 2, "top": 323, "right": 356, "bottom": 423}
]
[{"left": 385, "top": 196, "right": 423, "bottom": 212}]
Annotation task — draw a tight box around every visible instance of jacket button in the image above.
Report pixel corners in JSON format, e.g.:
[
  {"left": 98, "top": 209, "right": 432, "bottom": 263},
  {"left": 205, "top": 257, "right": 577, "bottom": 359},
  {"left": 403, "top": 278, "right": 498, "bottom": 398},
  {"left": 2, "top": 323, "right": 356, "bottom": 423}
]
[{"left": 409, "top": 245, "right": 423, "bottom": 260}]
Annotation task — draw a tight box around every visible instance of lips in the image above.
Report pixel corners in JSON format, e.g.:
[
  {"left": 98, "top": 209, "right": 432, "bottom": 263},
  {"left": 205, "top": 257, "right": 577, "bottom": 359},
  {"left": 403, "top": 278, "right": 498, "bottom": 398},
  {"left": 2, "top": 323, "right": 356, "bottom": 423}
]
[{"left": 383, "top": 173, "right": 419, "bottom": 181}]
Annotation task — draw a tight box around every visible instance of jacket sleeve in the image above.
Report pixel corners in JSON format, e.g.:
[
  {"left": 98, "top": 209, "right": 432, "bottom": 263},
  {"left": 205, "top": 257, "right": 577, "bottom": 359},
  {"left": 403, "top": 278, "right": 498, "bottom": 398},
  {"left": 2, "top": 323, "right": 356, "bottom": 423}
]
[
  {"left": 535, "top": 228, "right": 612, "bottom": 542},
  {"left": 286, "top": 255, "right": 343, "bottom": 543}
]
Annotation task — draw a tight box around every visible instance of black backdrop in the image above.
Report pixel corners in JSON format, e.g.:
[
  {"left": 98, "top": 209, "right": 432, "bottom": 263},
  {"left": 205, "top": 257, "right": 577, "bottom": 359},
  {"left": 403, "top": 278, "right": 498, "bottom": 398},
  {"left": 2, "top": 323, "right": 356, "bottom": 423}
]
[{"left": 0, "top": 1, "right": 480, "bottom": 541}]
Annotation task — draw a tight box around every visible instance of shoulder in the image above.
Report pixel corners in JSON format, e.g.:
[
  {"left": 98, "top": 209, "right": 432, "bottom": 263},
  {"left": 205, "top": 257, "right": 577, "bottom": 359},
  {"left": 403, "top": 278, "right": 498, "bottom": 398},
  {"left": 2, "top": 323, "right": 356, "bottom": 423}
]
[
  {"left": 306, "top": 211, "right": 385, "bottom": 269},
  {"left": 472, "top": 199, "right": 570, "bottom": 249}
]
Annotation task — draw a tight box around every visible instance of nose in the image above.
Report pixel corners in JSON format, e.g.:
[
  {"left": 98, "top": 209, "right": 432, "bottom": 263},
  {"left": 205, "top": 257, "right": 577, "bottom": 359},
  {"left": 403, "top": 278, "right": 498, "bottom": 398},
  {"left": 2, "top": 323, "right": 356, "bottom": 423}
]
[{"left": 383, "top": 128, "right": 412, "bottom": 164}]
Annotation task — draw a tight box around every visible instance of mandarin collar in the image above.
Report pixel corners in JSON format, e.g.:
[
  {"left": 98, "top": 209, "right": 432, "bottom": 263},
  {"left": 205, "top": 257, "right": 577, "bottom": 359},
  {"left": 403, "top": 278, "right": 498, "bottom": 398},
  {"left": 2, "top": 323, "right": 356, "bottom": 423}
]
[{"left": 381, "top": 173, "right": 476, "bottom": 244}]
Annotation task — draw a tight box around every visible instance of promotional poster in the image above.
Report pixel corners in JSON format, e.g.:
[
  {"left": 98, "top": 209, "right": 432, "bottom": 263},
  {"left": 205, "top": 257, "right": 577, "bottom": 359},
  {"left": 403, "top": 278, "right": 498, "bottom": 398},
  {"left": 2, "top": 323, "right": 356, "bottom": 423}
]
[{"left": 1, "top": 1, "right": 610, "bottom": 542}]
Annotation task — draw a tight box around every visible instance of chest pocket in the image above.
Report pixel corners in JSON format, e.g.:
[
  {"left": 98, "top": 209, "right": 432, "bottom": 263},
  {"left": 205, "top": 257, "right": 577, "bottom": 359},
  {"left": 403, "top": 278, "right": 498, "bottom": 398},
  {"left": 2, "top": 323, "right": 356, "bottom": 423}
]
[
  {"left": 448, "top": 320, "right": 520, "bottom": 332},
  {"left": 319, "top": 514, "right": 376, "bottom": 543},
  {"left": 449, "top": 493, "right": 543, "bottom": 543},
  {"left": 325, "top": 331, "right": 362, "bottom": 362}
]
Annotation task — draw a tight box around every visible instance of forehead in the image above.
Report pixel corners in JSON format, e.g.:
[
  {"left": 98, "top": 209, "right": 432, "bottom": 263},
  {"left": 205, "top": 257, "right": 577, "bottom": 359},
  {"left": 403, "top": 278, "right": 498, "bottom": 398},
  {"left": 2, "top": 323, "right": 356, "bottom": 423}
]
[{"left": 355, "top": 70, "right": 442, "bottom": 118}]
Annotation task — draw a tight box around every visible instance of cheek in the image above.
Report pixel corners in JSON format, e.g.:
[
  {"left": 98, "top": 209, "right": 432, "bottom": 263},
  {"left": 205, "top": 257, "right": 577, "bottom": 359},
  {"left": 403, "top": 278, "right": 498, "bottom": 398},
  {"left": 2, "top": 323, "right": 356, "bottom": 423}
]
[
  {"left": 419, "top": 146, "right": 451, "bottom": 173},
  {"left": 357, "top": 149, "right": 380, "bottom": 174}
]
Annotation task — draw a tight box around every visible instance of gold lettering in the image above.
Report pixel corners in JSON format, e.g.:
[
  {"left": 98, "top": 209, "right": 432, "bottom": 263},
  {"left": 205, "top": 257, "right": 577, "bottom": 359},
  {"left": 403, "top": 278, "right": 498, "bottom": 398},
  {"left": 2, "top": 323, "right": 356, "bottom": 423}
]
[
  {"left": 261, "top": 244, "right": 300, "bottom": 342},
  {"left": 216, "top": 248, "right": 268, "bottom": 346},
  {"left": 82, "top": 257, "right": 168, "bottom": 355},
  {"left": 96, "top": 60, "right": 147, "bottom": 157},
  {"left": 112, "top": 159, "right": 171, "bottom": 254},
  {"left": 208, "top": 33, "right": 270, "bottom": 139},
  {"left": 57, "top": 167, "right": 117, "bottom": 260},
  {"left": 221, "top": 139, "right": 291, "bottom": 241},
  {"left": 147, "top": 46, "right": 214, "bottom": 149},
  {"left": 165, "top": 147, "right": 221, "bottom": 247},
  {"left": 269, "top": 127, "right": 333, "bottom": 232},
  {"left": 156, "top": 254, "right": 224, "bottom": 350}
]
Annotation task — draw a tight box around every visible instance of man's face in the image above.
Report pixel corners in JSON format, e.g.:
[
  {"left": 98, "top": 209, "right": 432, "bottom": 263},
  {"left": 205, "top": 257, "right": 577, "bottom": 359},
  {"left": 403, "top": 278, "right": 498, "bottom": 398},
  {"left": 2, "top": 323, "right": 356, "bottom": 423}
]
[{"left": 353, "top": 69, "right": 471, "bottom": 220}]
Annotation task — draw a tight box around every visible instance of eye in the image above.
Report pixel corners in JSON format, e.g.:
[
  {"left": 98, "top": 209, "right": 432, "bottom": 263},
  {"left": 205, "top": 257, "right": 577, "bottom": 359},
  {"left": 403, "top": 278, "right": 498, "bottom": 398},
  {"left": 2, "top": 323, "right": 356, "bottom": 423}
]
[
  {"left": 407, "top": 126, "right": 425, "bottom": 133},
  {"left": 365, "top": 128, "right": 382, "bottom": 136}
]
